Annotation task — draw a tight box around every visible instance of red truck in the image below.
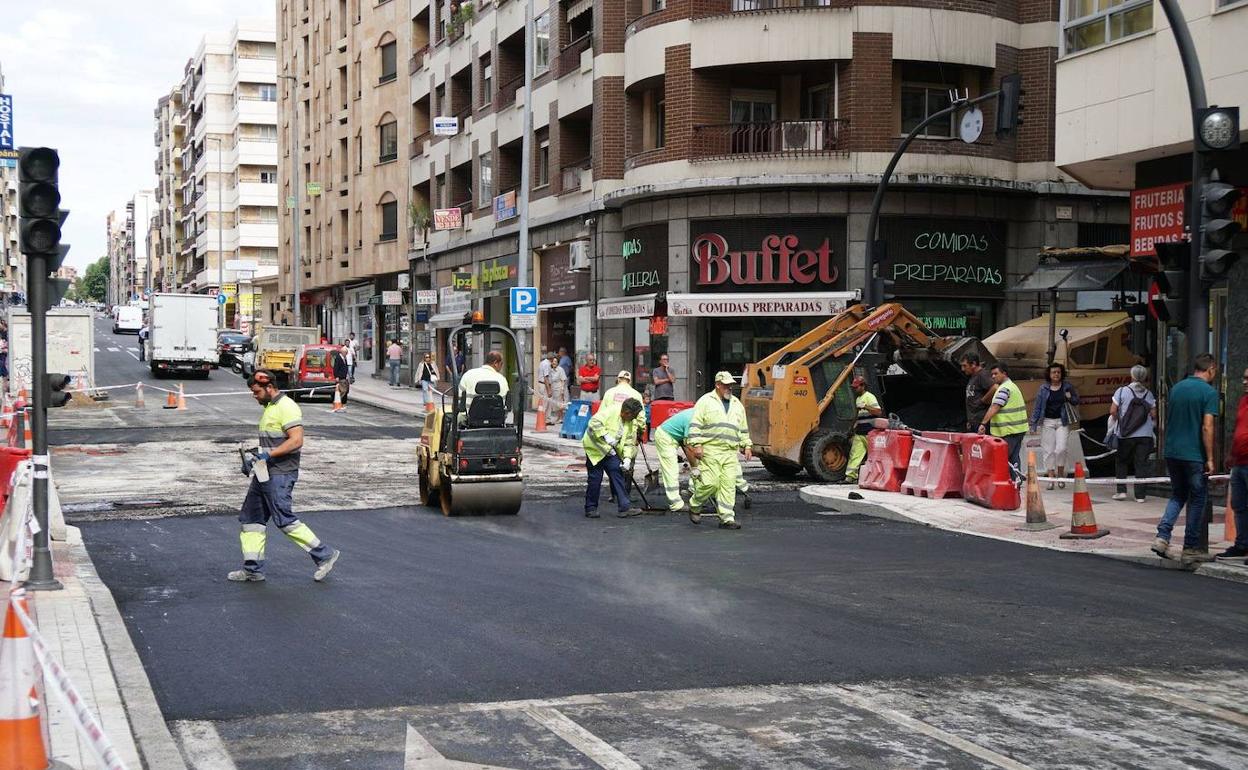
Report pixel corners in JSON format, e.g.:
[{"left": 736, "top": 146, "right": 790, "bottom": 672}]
[{"left": 289, "top": 344, "right": 342, "bottom": 400}]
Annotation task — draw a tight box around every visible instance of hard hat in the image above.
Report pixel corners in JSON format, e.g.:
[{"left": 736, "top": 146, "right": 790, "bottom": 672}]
[
  {"left": 714, "top": 371, "right": 735, "bottom": 385},
  {"left": 617, "top": 370, "right": 632, "bottom": 380},
  {"left": 851, "top": 375, "right": 867, "bottom": 388}
]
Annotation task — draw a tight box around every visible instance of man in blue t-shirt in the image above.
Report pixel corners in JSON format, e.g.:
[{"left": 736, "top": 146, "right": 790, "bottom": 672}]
[{"left": 1153, "top": 354, "right": 1220, "bottom": 563}]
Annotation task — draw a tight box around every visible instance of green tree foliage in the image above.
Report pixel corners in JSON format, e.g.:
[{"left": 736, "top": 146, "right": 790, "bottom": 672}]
[{"left": 78, "top": 257, "right": 109, "bottom": 303}]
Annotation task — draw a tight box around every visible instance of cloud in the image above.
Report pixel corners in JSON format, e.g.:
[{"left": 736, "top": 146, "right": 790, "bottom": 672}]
[{"left": 1, "top": 1, "right": 267, "bottom": 271}]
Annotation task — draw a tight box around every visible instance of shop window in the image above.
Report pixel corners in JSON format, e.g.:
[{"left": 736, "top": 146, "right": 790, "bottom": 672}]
[
  {"left": 900, "top": 83, "right": 954, "bottom": 138},
  {"left": 1062, "top": 0, "right": 1152, "bottom": 55}
]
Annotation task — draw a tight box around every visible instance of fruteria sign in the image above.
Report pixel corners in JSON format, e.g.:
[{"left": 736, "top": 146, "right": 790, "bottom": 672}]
[
  {"left": 433, "top": 207, "right": 463, "bottom": 230},
  {"left": 0, "top": 94, "right": 12, "bottom": 151},
  {"left": 1130, "top": 183, "right": 1187, "bottom": 257}
]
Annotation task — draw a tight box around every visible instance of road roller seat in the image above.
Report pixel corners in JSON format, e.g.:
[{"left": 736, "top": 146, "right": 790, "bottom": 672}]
[{"left": 465, "top": 381, "right": 507, "bottom": 428}]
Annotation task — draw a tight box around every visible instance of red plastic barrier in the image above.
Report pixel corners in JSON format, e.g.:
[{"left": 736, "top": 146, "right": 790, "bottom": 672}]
[
  {"left": 959, "top": 434, "right": 1021, "bottom": 510},
  {"left": 650, "top": 400, "right": 694, "bottom": 432},
  {"left": 901, "top": 433, "right": 964, "bottom": 499},
  {"left": 858, "top": 429, "right": 913, "bottom": 492},
  {"left": 0, "top": 446, "right": 31, "bottom": 511}
]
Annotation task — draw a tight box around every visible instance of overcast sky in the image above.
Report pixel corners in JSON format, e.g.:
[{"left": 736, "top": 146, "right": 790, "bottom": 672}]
[{"left": 1, "top": 1, "right": 268, "bottom": 272}]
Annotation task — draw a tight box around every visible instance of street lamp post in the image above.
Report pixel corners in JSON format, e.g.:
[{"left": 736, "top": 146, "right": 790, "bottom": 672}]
[
  {"left": 278, "top": 74, "right": 301, "bottom": 325},
  {"left": 205, "top": 136, "right": 226, "bottom": 329}
]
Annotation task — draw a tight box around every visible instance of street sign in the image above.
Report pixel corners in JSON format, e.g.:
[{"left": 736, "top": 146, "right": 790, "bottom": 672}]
[
  {"left": 382, "top": 290, "right": 403, "bottom": 306},
  {"left": 510, "top": 314, "right": 536, "bottom": 329},
  {"left": 433, "top": 116, "right": 459, "bottom": 136},
  {"left": 415, "top": 289, "right": 437, "bottom": 305},
  {"left": 306, "top": 182, "right": 322, "bottom": 197},
  {"left": 217, "top": 293, "right": 227, "bottom": 306},
  {"left": 509, "top": 286, "right": 537, "bottom": 329}
]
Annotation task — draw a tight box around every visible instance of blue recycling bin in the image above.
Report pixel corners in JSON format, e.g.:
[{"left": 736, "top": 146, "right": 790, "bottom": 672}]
[{"left": 560, "top": 400, "right": 593, "bottom": 440}]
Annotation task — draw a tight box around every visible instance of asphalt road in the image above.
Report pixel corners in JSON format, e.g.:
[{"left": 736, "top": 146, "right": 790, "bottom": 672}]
[{"left": 81, "top": 495, "right": 1248, "bottom": 724}]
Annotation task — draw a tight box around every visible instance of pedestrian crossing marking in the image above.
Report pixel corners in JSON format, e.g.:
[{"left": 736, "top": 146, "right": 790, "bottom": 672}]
[{"left": 107, "top": 347, "right": 120, "bottom": 352}]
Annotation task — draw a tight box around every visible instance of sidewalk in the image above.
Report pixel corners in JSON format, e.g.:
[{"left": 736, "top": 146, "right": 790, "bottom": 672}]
[
  {"left": 800, "top": 480, "right": 1248, "bottom": 584},
  {"left": 346, "top": 375, "right": 585, "bottom": 455},
  {"left": 15, "top": 528, "right": 186, "bottom": 770}
]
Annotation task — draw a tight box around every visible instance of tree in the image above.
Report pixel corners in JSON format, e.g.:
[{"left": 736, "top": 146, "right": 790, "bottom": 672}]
[{"left": 78, "top": 256, "right": 109, "bottom": 303}]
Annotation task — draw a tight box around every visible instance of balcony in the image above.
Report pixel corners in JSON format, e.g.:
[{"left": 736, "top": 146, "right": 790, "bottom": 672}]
[
  {"left": 495, "top": 73, "right": 523, "bottom": 110},
  {"left": 691, "top": 119, "right": 848, "bottom": 160},
  {"left": 557, "top": 34, "right": 592, "bottom": 79},
  {"left": 409, "top": 45, "right": 429, "bottom": 74},
  {"left": 559, "top": 158, "right": 592, "bottom": 196}
]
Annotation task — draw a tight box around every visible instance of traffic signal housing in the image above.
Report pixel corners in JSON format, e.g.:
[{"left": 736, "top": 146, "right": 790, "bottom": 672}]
[
  {"left": 1151, "top": 241, "right": 1189, "bottom": 323},
  {"left": 995, "top": 74, "right": 1025, "bottom": 137},
  {"left": 46, "top": 373, "right": 71, "bottom": 408},
  {"left": 869, "top": 240, "right": 896, "bottom": 305},
  {"left": 1199, "top": 180, "right": 1241, "bottom": 281},
  {"left": 18, "top": 147, "right": 62, "bottom": 258}
]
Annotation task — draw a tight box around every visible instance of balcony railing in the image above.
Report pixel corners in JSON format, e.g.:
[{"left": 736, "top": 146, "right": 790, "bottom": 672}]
[
  {"left": 691, "top": 119, "right": 848, "bottom": 160},
  {"left": 409, "top": 45, "right": 429, "bottom": 74},
  {"left": 559, "top": 158, "right": 592, "bottom": 195},
  {"left": 495, "top": 73, "right": 523, "bottom": 110},
  {"left": 557, "top": 34, "right": 592, "bottom": 78}
]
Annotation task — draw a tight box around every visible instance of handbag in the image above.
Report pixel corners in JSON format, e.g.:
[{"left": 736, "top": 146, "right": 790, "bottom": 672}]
[{"left": 1061, "top": 386, "right": 1081, "bottom": 427}]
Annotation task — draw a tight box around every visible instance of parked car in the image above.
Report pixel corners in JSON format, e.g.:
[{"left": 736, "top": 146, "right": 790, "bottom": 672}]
[
  {"left": 218, "top": 332, "right": 252, "bottom": 368},
  {"left": 289, "top": 344, "right": 341, "bottom": 400}
]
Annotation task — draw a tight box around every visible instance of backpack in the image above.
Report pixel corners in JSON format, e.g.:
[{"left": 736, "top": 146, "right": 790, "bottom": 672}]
[{"left": 1116, "top": 386, "right": 1151, "bottom": 437}]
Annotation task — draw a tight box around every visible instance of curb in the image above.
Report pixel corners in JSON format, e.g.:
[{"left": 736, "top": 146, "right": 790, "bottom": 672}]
[
  {"left": 798, "top": 486, "right": 1247, "bottom": 584},
  {"left": 69, "top": 527, "right": 189, "bottom": 770}
]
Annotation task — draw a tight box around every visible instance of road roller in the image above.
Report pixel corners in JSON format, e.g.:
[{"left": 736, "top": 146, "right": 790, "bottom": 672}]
[{"left": 417, "top": 315, "right": 525, "bottom": 516}]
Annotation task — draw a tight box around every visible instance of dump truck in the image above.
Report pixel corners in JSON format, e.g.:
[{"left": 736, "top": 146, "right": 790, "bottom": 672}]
[
  {"left": 742, "top": 303, "right": 993, "bottom": 482},
  {"left": 250, "top": 325, "right": 321, "bottom": 387}
]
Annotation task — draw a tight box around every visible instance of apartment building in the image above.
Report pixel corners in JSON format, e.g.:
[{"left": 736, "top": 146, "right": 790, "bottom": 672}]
[
  {"left": 276, "top": 0, "right": 411, "bottom": 371},
  {"left": 160, "top": 19, "right": 280, "bottom": 326},
  {"left": 0, "top": 60, "right": 21, "bottom": 302},
  {"left": 398, "top": 0, "right": 1134, "bottom": 397},
  {"left": 1055, "top": 0, "right": 1248, "bottom": 436}
]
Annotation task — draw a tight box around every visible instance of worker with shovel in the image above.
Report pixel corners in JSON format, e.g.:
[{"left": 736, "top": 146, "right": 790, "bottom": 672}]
[
  {"left": 654, "top": 407, "right": 751, "bottom": 513},
  {"left": 583, "top": 397, "right": 644, "bottom": 519},
  {"left": 687, "top": 372, "right": 752, "bottom": 530}
]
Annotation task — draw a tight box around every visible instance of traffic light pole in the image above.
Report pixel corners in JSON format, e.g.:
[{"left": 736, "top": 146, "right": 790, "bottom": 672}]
[
  {"left": 25, "top": 250, "right": 62, "bottom": 591},
  {"left": 865, "top": 88, "right": 1001, "bottom": 305}
]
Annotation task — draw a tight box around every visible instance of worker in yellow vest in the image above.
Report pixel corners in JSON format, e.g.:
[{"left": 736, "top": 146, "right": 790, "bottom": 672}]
[
  {"left": 583, "top": 397, "right": 643, "bottom": 518},
  {"left": 686, "top": 372, "right": 751, "bottom": 530},
  {"left": 846, "top": 376, "right": 883, "bottom": 484},
  {"left": 978, "top": 361, "right": 1029, "bottom": 482}
]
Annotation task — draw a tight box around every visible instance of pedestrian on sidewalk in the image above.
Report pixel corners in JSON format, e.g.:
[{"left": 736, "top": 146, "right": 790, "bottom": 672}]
[
  {"left": 578, "top": 353, "right": 602, "bottom": 402},
  {"left": 342, "top": 338, "right": 356, "bottom": 384},
  {"left": 1216, "top": 367, "right": 1248, "bottom": 562},
  {"left": 558, "top": 347, "right": 574, "bottom": 388},
  {"left": 548, "top": 351, "right": 568, "bottom": 424},
  {"left": 138, "top": 322, "right": 149, "bottom": 362},
  {"left": 961, "top": 353, "right": 995, "bottom": 431},
  {"left": 979, "top": 362, "right": 1028, "bottom": 482},
  {"left": 230, "top": 370, "right": 340, "bottom": 583},
  {"left": 332, "top": 345, "right": 350, "bottom": 408},
  {"left": 846, "top": 376, "right": 882, "bottom": 484},
  {"left": 1152, "top": 354, "right": 1220, "bottom": 563},
  {"left": 386, "top": 338, "right": 403, "bottom": 387},
  {"left": 1110, "top": 365, "right": 1157, "bottom": 502},
  {"left": 536, "top": 351, "right": 554, "bottom": 414},
  {"left": 347, "top": 333, "right": 359, "bottom": 382},
  {"left": 686, "top": 372, "right": 752, "bottom": 530},
  {"left": 1030, "top": 363, "right": 1080, "bottom": 490},
  {"left": 583, "top": 397, "right": 642, "bottom": 518},
  {"left": 416, "top": 353, "right": 439, "bottom": 408},
  {"left": 650, "top": 354, "right": 676, "bottom": 401}
]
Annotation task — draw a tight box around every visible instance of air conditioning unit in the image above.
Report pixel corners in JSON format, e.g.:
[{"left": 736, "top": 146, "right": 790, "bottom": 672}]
[
  {"left": 780, "top": 121, "right": 820, "bottom": 152},
  {"left": 569, "top": 240, "right": 591, "bottom": 271}
]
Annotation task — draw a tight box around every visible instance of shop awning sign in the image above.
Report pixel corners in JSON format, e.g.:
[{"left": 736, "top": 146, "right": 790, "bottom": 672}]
[
  {"left": 1130, "top": 183, "right": 1187, "bottom": 257},
  {"left": 597, "top": 294, "right": 656, "bottom": 320},
  {"left": 666, "top": 292, "right": 858, "bottom": 317}
]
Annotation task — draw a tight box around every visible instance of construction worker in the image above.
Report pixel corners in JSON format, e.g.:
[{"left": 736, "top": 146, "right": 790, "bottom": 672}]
[
  {"left": 459, "top": 350, "right": 509, "bottom": 408},
  {"left": 655, "top": 407, "right": 750, "bottom": 512},
  {"left": 599, "top": 369, "right": 647, "bottom": 440},
  {"left": 583, "top": 397, "right": 643, "bottom": 518},
  {"left": 231, "top": 370, "right": 340, "bottom": 583},
  {"left": 979, "top": 361, "right": 1029, "bottom": 481},
  {"left": 846, "top": 376, "right": 883, "bottom": 484},
  {"left": 687, "top": 372, "right": 752, "bottom": 530}
]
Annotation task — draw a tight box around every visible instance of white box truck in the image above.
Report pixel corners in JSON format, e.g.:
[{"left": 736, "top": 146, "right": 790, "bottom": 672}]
[
  {"left": 146, "top": 293, "right": 219, "bottom": 378},
  {"left": 112, "top": 305, "right": 143, "bottom": 334}
]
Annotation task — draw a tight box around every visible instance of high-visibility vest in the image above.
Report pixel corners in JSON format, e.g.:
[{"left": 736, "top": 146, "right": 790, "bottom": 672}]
[
  {"left": 686, "top": 391, "right": 751, "bottom": 451},
  {"left": 990, "top": 379, "right": 1029, "bottom": 436},
  {"left": 582, "top": 408, "right": 637, "bottom": 465}
]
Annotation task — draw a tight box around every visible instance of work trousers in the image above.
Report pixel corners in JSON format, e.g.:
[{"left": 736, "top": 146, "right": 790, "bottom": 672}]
[
  {"left": 1114, "top": 436, "right": 1153, "bottom": 500},
  {"left": 238, "top": 473, "right": 333, "bottom": 575},
  {"left": 655, "top": 430, "right": 685, "bottom": 509},
  {"left": 585, "top": 453, "right": 630, "bottom": 514},
  {"left": 847, "top": 435, "right": 869, "bottom": 482},
  {"left": 688, "top": 447, "right": 739, "bottom": 524}
]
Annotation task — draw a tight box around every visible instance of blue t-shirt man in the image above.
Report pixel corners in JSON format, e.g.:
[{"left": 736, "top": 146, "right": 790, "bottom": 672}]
[{"left": 1163, "top": 375, "right": 1219, "bottom": 462}]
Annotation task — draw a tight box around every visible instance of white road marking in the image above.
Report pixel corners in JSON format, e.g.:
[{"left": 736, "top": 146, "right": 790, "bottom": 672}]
[
  {"left": 405, "top": 723, "right": 518, "bottom": 769},
  {"left": 94, "top": 347, "right": 101, "bottom": 353},
  {"left": 107, "top": 346, "right": 120, "bottom": 352},
  {"left": 826, "top": 686, "right": 1036, "bottom": 770},
  {"left": 172, "top": 720, "right": 240, "bottom": 770},
  {"left": 126, "top": 350, "right": 140, "bottom": 361},
  {"left": 1091, "top": 676, "right": 1248, "bottom": 729},
  {"left": 520, "top": 706, "right": 643, "bottom": 770}
]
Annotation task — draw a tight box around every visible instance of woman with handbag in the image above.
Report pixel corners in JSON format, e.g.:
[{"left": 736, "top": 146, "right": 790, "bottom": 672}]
[{"left": 1030, "top": 363, "right": 1080, "bottom": 490}]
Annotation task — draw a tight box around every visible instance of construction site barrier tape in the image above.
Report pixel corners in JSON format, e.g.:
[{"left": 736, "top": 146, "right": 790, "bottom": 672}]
[
  {"left": 74, "top": 382, "right": 340, "bottom": 398},
  {"left": 9, "top": 595, "right": 131, "bottom": 770},
  {"left": 1035, "top": 474, "right": 1231, "bottom": 485}
]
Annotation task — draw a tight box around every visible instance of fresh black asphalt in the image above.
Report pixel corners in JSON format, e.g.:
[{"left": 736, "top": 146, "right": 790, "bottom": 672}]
[{"left": 80, "top": 497, "right": 1248, "bottom": 722}]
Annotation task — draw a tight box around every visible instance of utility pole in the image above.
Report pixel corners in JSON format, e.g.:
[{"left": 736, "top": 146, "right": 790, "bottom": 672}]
[
  {"left": 206, "top": 136, "right": 226, "bottom": 329},
  {"left": 279, "top": 74, "right": 302, "bottom": 325}
]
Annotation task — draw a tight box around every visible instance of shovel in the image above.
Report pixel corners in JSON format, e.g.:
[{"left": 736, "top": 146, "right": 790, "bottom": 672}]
[{"left": 638, "top": 443, "right": 661, "bottom": 493}]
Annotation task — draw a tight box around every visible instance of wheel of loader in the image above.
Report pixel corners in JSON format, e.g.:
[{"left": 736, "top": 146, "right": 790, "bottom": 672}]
[
  {"left": 760, "top": 456, "right": 803, "bottom": 479},
  {"left": 801, "top": 429, "right": 849, "bottom": 483}
]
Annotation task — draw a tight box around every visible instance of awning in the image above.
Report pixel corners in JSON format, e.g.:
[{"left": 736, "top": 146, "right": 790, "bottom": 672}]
[
  {"left": 596, "top": 294, "right": 656, "bottom": 320},
  {"left": 666, "top": 292, "right": 858, "bottom": 317},
  {"left": 567, "top": 0, "right": 593, "bottom": 20},
  {"left": 429, "top": 312, "right": 467, "bottom": 327},
  {"left": 538, "top": 300, "right": 588, "bottom": 310},
  {"left": 1007, "top": 260, "right": 1128, "bottom": 294}
]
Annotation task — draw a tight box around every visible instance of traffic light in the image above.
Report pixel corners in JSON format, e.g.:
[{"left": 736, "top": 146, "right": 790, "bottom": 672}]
[
  {"left": 995, "top": 74, "right": 1025, "bottom": 137},
  {"left": 1151, "top": 241, "right": 1189, "bottom": 323},
  {"left": 18, "top": 147, "right": 62, "bottom": 257},
  {"left": 45, "top": 373, "right": 71, "bottom": 408},
  {"left": 869, "top": 240, "right": 895, "bottom": 305},
  {"left": 1199, "top": 179, "right": 1241, "bottom": 281}
]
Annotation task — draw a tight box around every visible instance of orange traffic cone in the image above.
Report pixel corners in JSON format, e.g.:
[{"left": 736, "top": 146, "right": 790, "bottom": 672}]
[
  {"left": 135, "top": 382, "right": 146, "bottom": 409},
  {"left": 1018, "top": 451, "right": 1057, "bottom": 532},
  {"left": 176, "top": 383, "right": 187, "bottom": 411},
  {"left": 20, "top": 410, "right": 31, "bottom": 451},
  {"left": 163, "top": 389, "right": 177, "bottom": 409},
  {"left": 331, "top": 386, "right": 344, "bottom": 412},
  {"left": 0, "top": 589, "right": 50, "bottom": 770},
  {"left": 534, "top": 396, "right": 546, "bottom": 433},
  {"left": 1060, "top": 463, "right": 1110, "bottom": 539}
]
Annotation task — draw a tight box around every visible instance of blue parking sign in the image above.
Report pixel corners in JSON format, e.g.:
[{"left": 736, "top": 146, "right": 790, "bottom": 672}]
[{"left": 509, "top": 286, "right": 537, "bottom": 316}]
